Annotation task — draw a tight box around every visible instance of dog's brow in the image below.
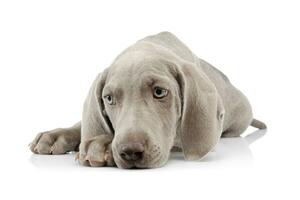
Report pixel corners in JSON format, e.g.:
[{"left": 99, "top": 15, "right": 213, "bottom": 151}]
[
  {"left": 102, "top": 85, "right": 122, "bottom": 97},
  {"left": 141, "top": 73, "right": 171, "bottom": 86}
]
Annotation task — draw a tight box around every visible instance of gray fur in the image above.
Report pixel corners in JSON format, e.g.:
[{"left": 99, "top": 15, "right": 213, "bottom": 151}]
[{"left": 29, "top": 32, "right": 266, "bottom": 169}]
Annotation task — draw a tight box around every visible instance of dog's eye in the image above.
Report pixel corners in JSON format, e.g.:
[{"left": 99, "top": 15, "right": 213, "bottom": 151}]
[
  {"left": 104, "top": 95, "right": 114, "bottom": 105},
  {"left": 153, "top": 87, "right": 168, "bottom": 99}
]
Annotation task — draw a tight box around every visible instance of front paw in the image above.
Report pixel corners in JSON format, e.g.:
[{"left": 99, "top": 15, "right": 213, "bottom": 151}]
[
  {"left": 77, "top": 135, "right": 115, "bottom": 167},
  {"left": 29, "top": 129, "right": 80, "bottom": 154}
]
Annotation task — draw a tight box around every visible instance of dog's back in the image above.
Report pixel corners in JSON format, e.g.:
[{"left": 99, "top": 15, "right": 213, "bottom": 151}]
[{"left": 141, "top": 31, "right": 256, "bottom": 136}]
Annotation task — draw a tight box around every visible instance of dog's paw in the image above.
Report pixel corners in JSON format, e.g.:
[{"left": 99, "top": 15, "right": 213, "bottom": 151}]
[
  {"left": 29, "top": 128, "right": 80, "bottom": 154},
  {"left": 77, "top": 135, "right": 115, "bottom": 167}
]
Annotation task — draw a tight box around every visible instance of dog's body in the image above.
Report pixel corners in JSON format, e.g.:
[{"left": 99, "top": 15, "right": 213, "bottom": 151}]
[{"left": 30, "top": 32, "right": 266, "bottom": 168}]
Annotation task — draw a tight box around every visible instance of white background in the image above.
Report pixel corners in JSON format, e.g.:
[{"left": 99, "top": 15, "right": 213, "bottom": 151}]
[{"left": 0, "top": 0, "right": 299, "bottom": 199}]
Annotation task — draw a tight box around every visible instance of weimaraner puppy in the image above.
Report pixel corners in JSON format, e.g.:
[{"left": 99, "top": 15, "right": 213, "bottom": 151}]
[{"left": 29, "top": 32, "right": 266, "bottom": 169}]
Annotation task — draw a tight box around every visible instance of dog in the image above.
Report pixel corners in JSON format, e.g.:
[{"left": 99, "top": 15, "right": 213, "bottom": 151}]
[{"left": 29, "top": 32, "right": 266, "bottom": 169}]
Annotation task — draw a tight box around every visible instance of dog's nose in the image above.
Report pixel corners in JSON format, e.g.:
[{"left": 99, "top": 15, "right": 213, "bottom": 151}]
[{"left": 118, "top": 143, "right": 144, "bottom": 162}]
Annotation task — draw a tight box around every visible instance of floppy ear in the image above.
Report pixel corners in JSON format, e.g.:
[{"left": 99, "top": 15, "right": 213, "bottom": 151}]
[
  {"left": 81, "top": 69, "right": 113, "bottom": 141},
  {"left": 176, "top": 61, "right": 225, "bottom": 160}
]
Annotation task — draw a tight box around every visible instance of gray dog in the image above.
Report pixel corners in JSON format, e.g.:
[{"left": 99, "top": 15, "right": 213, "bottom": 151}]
[{"left": 29, "top": 32, "right": 266, "bottom": 169}]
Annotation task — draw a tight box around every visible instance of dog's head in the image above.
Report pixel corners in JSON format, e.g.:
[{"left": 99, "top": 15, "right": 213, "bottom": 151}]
[{"left": 82, "top": 48, "right": 224, "bottom": 169}]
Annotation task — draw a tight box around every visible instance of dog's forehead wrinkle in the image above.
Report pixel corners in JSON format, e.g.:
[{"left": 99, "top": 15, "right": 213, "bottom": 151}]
[
  {"left": 107, "top": 53, "right": 175, "bottom": 94},
  {"left": 107, "top": 69, "right": 173, "bottom": 98}
]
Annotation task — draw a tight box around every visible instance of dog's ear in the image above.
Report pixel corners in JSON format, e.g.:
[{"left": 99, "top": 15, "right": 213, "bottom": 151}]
[
  {"left": 175, "top": 61, "right": 225, "bottom": 160},
  {"left": 81, "top": 69, "right": 113, "bottom": 140}
]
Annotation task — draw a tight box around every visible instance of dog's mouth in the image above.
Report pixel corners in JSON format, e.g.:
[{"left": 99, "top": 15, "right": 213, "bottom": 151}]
[
  {"left": 116, "top": 157, "right": 164, "bottom": 169},
  {"left": 112, "top": 156, "right": 141, "bottom": 169},
  {"left": 117, "top": 159, "right": 145, "bottom": 169}
]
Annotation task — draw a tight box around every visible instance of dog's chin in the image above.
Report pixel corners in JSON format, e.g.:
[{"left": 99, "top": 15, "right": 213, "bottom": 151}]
[{"left": 114, "top": 155, "right": 168, "bottom": 169}]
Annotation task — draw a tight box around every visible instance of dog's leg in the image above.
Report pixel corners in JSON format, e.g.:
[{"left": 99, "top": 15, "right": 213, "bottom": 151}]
[
  {"left": 77, "top": 134, "right": 115, "bottom": 167},
  {"left": 221, "top": 113, "right": 252, "bottom": 138},
  {"left": 221, "top": 128, "right": 246, "bottom": 138},
  {"left": 29, "top": 122, "right": 81, "bottom": 154},
  {"left": 222, "top": 98, "right": 253, "bottom": 138}
]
